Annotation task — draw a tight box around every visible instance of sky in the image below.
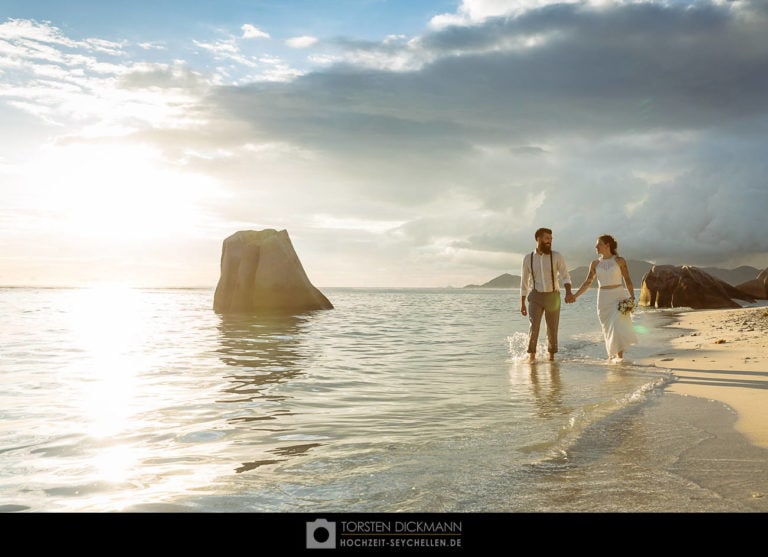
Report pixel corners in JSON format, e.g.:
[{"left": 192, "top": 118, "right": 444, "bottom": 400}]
[{"left": 1, "top": 0, "right": 767, "bottom": 288}]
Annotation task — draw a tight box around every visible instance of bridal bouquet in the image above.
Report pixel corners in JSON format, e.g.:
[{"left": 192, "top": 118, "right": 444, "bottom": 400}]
[{"left": 618, "top": 298, "right": 636, "bottom": 315}]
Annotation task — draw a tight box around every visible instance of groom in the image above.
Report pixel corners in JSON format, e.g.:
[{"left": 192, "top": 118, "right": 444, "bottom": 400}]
[{"left": 520, "top": 227, "right": 574, "bottom": 362}]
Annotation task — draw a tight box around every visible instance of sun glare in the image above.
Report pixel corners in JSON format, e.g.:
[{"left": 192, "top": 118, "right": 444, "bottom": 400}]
[
  {"left": 66, "top": 284, "right": 149, "bottom": 438},
  {"left": 51, "top": 285, "right": 230, "bottom": 509},
  {"left": 32, "top": 142, "right": 220, "bottom": 242}
]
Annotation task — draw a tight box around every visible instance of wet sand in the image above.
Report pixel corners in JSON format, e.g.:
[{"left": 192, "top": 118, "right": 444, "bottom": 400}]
[{"left": 640, "top": 305, "right": 768, "bottom": 449}]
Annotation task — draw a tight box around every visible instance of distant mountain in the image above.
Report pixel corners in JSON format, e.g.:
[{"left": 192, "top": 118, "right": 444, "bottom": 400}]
[
  {"left": 464, "top": 262, "right": 762, "bottom": 290},
  {"left": 699, "top": 265, "right": 763, "bottom": 286},
  {"left": 464, "top": 273, "right": 520, "bottom": 289}
]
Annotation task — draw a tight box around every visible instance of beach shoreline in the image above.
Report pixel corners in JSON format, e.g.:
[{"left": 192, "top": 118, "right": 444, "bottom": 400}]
[{"left": 638, "top": 304, "right": 768, "bottom": 450}]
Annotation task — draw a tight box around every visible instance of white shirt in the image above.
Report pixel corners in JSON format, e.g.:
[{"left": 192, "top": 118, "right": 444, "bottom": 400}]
[{"left": 520, "top": 250, "right": 572, "bottom": 297}]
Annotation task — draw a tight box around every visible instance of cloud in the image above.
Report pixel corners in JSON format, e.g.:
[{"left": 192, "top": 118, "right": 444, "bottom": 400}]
[
  {"left": 241, "top": 24, "right": 270, "bottom": 40},
  {"left": 286, "top": 35, "right": 318, "bottom": 48},
  {"left": 430, "top": 0, "right": 582, "bottom": 29},
  {"left": 196, "top": 0, "right": 768, "bottom": 277},
  {"left": 2, "top": 1, "right": 767, "bottom": 287}
]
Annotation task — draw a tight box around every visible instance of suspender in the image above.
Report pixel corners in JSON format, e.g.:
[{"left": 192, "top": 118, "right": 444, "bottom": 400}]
[{"left": 530, "top": 251, "right": 556, "bottom": 293}]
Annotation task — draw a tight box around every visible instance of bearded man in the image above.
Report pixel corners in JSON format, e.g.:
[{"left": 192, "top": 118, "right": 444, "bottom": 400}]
[{"left": 520, "top": 227, "right": 574, "bottom": 362}]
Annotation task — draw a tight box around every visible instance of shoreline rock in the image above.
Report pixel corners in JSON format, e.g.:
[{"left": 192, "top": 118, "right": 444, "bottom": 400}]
[
  {"left": 735, "top": 268, "right": 768, "bottom": 300},
  {"left": 213, "top": 229, "right": 333, "bottom": 314},
  {"left": 640, "top": 264, "right": 755, "bottom": 309}
]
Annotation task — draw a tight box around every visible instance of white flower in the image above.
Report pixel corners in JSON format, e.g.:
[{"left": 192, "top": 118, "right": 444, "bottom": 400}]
[{"left": 618, "top": 298, "right": 636, "bottom": 315}]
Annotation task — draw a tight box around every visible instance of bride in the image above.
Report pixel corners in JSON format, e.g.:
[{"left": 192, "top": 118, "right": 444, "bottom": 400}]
[{"left": 572, "top": 234, "right": 639, "bottom": 361}]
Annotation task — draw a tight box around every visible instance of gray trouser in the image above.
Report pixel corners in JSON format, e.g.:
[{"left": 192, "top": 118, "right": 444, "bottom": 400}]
[{"left": 527, "top": 290, "right": 561, "bottom": 354}]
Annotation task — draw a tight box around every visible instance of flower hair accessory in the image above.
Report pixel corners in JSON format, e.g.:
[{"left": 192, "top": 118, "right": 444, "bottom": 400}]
[{"left": 618, "top": 298, "right": 636, "bottom": 315}]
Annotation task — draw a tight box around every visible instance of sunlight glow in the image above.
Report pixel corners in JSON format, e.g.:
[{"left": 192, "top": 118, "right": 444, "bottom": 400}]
[
  {"left": 30, "top": 142, "right": 221, "bottom": 242},
  {"left": 66, "top": 285, "right": 148, "bottom": 438},
  {"left": 49, "top": 285, "right": 232, "bottom": 510},
  {"left": 91, "top": 444, "right": 143, "bottom": 483},
  {"left": 311, "top": 214, "right": 405, "bottom": 233}
]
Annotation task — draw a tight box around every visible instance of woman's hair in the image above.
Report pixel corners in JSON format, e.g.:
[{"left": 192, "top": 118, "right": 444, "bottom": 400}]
[{"left": 599, "top": 234, "right": 618, "bottom": 255}]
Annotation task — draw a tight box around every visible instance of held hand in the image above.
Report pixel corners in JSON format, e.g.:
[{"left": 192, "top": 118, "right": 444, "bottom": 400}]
[{"left": 565, "top": 293, "right": 575, "bottom": 304}]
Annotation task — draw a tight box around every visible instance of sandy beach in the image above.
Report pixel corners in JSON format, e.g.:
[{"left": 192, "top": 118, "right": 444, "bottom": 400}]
[{"left": 640, "top": 305, "right": 768, "bottom": 450}]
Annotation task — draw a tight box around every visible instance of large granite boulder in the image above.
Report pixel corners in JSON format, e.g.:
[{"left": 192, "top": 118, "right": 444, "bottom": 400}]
[
  {"left": 639, "top": 264, "right": 756, "bottom": 309},
  {"left": 735, "top": 268, "right": 768, "bottom": 299},
  {"left": 213, "top": 229, "right": 333, "bottom": 313}
]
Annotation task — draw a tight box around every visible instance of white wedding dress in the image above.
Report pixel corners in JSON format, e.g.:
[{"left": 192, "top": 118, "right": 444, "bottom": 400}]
[{"left": 596, "top": 257, "right": 638, "bottom": 359}]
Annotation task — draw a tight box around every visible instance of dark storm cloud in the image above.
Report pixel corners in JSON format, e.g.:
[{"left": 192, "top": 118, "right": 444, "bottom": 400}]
[
  {"left": 199, "top": 0, "right": 767, "bottom": 271},
  {"left": 212, "top": 0, "right": 768, "bottom": 147}
]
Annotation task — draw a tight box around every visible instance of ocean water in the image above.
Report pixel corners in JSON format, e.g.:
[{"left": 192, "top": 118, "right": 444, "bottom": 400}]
[{"left": 1, "top": 286, "right": 766, "bottom": 513}]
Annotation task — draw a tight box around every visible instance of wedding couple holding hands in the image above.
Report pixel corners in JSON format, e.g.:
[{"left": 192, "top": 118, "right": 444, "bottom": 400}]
[{"left": 520, "top": 227, "right": 638, "bottom": 363}]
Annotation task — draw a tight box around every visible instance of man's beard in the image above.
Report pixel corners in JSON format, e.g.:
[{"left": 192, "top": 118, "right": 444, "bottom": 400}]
[{"left": 540, "top": 244, "right": 552, "bottom": 254}]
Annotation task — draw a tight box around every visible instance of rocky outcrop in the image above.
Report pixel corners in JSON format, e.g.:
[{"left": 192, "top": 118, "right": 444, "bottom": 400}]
[
  {"left": 735, "top": 268, "right": 768, "bottom": 300},
  {"left": 213, "top": 229, "right": 333, "bottom": 313},
  {"left": 639, "top": 264, "right": 756, "bottom": 309}
]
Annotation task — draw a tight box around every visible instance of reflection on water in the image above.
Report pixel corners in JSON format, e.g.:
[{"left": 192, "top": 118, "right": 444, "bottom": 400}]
[
  {"left": 215, "top": 312, "right": 325, "bottom": 472},
  {"left": 529, "top": 362, "right": 568, "bottom": 418},
  {"left": 235, "top": 442, "right": 323, "bottom": 473},
  {"left": 216, "top": 313, "right": 307, "bottom": 367},
  {"left": 216, "top": 313, "right": 306, "bottom": 401},
  {"left": 5, "top": 287, "right": 716, "bottom": 512}
]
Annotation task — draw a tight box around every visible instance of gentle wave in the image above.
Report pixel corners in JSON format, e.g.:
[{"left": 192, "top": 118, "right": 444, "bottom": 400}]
[{"left": 0, "top": 286, "right": 713, "bottom": 512}]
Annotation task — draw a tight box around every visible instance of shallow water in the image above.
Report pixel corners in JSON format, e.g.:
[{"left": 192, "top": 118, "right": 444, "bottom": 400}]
[{"left": 1, "top": 286, "right": 765, "bottom": 512}]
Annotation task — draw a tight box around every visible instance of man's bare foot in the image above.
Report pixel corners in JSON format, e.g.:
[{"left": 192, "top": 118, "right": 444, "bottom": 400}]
[
  {"left": 548, "top": 353, "right": 555, "bottom": 361},
  {"left": 528, "top": 353, "right": 536, "bottom": 363}
]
